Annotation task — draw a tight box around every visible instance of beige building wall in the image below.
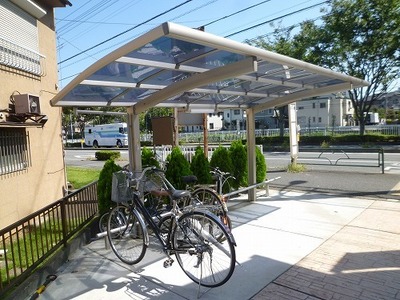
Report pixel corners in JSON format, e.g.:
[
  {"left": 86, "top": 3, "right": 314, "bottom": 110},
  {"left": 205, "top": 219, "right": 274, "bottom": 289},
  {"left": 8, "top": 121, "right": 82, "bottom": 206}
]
[
  {"left": 296, "top": 96, "right": 354, "bottom": 129},
  {"left": 0, "top": 4, "right": 67, "bottom": 229}
]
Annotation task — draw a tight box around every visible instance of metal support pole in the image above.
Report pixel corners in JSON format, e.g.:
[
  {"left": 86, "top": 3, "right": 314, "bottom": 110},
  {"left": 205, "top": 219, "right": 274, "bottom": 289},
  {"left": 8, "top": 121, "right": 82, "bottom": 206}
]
[
  {"left": 246, "top": 108, "right": 257, "bottom": 201},
  {"left": 289, "top": 103, "right": 299, "bottom": 164},
  {"left": 203, "top": 113, "right": 208, "bottom": 159},
  {"left": 127, "top": 107, "right": 142, "bottom": 172}
]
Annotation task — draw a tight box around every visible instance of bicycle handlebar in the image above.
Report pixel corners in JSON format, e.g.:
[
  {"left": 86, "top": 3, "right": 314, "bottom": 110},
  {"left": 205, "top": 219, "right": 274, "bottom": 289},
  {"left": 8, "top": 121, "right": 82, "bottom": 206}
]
[
  {"left": 210, "top": 167, "right": 235, "bottom": 180},
  {"left": 122, "top": 166, "right": 164, "bottom": 191}
]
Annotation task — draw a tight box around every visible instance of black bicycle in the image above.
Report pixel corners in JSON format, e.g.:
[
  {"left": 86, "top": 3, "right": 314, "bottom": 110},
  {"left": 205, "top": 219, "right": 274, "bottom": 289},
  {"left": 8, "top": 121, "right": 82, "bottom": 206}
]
[{"left": 107, "top": 170, "right": 236, "bottom": 287}]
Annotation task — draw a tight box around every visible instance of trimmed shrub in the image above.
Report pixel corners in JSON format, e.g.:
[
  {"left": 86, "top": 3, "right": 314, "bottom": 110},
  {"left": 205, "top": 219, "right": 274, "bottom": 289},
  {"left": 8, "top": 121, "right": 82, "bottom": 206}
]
[
  {"left": 141, "top": 147, "right": 160, "bottom": 168},
  {"left": 255, "top": 146, "right": 267, "bottom": 183},
  {"left": 165, "top": 147, "right": 192, "bottom": 189},
  {"left": 95, "top": 150, "right": 120, "bottom": 161},
  {"left": 190, "top": 147, "right": 212, "bottom": 184},
  {"left": 97, "top": 159, "right": 122, "bottom": 215},
  {"left": 229, "top": 141, "right": 247, "bottom": 189},
  {"left": 210, "top": 145, "right": 233, "bottom": 174},
  {"left": 210, "top": 146, "right": 233, "bottom": 193}
]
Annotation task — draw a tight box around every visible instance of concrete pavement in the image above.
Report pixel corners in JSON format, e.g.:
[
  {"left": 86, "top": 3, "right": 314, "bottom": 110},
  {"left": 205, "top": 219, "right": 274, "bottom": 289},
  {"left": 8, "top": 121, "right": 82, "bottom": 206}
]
[{"left": 17, "top": 189, "right": 400, "bottom": 300}]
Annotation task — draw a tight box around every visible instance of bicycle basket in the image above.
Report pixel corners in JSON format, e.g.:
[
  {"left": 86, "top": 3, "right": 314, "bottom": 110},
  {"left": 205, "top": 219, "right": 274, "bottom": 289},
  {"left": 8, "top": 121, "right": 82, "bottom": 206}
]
[
  {"left": 138, "top": 170, "right": 165, "bottom": 196},
  {"left": 111, "top": 171, "right": 134, "bottom": 203}
]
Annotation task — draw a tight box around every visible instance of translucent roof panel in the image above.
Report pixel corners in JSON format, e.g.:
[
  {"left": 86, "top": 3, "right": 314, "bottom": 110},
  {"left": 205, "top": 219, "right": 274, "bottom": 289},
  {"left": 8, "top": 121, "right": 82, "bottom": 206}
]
[{"left": 51, "top": 22, "right": 369, "bottom": 113}]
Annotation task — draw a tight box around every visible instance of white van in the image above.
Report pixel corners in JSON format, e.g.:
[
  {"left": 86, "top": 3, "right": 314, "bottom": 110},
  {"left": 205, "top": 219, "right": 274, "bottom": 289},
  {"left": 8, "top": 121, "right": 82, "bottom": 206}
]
[{"left": 84, "top": 123, "right": 128, "bottom": 148}]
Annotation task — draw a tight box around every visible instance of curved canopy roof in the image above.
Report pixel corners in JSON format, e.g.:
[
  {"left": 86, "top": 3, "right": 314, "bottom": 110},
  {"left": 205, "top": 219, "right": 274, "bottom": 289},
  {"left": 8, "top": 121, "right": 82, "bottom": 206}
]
[{"left": 51, "top": 22, "right": 369, "bottom": 114}]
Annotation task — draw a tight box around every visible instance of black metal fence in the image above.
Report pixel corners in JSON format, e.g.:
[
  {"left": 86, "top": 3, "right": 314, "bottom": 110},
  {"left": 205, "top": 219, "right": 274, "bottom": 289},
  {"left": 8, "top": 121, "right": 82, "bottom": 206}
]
[{"left": 0, "top": 181, "right": 98, "bottom": 297}]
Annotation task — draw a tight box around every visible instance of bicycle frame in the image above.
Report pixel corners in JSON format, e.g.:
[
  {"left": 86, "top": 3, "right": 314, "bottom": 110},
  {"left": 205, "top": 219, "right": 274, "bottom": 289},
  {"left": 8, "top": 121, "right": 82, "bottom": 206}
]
[
  {"left": 130, "top": 192, "right": 178, "bottom": 253},
  {"left": 211, "top": 168, "right": 234, "bottom": 196}
]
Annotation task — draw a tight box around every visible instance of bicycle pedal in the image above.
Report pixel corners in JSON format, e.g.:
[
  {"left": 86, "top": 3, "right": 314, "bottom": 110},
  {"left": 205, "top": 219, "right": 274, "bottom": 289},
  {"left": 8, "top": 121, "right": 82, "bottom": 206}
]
[{"left": 163, "top": 258, "right": 174, "bottom": 268}]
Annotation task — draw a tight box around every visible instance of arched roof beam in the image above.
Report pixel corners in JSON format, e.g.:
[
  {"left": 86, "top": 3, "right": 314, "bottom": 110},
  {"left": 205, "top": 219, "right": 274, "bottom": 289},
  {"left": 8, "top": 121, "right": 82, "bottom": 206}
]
[{"left": 132, "top": 56, "right": 257, "bottom": 114}]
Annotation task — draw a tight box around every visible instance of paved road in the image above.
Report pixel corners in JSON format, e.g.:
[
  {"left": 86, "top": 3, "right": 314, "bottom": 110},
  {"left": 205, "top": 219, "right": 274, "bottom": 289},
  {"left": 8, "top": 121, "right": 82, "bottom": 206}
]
[
  {"left": 64, "top": 149, "right": 400, "bottom": 172},
  {"left": 264, "top": 151, "right": 400, "bottom": 200},
  {"left": 64, "top": 149, "right": 400, "bottom": 200}
]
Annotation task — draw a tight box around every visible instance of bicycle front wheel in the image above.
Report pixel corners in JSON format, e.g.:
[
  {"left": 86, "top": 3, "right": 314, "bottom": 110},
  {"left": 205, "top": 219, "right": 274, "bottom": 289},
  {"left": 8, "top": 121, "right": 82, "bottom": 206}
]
[
  {"left": 107, "top": 205, "right": 147, "bottom": 265},
  {"left": 173, "top": 211, "right": 236, "bottom": 287}
]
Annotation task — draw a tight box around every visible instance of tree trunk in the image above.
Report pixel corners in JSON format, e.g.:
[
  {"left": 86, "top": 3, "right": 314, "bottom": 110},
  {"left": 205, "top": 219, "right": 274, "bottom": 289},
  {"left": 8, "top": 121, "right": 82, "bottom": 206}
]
[
  {"left": 359, "top": 121, "right": 365, "bottom": 136},
  {"left": 279, "top": 120, "right": 285, "bottom": 137}
]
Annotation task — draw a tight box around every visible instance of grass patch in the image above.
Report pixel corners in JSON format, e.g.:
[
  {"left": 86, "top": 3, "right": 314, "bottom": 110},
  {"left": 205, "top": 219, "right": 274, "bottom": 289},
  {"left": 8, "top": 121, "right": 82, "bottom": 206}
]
[
  {"left": 66, "top": 166, "right": 101, "bottom": 189},
  {"left": 286, "top": 163, "right": 307, "bottom": 173}
]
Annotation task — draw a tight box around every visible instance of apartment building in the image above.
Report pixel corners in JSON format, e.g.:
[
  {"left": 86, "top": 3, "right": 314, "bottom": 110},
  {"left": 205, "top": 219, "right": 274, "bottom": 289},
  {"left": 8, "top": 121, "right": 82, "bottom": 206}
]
[
  {"left": 0, "top": 0, "right": 71, "bottom": 228},
  {"left": 296, "top": 95, "right": 354, "bottom": 129},
  {"left": 253, "top": 95, "right": 354, "bottom": 130},
  {"left": 178, "top": 111, "right": 223, "bottom": 132},
  {"left": 223, "top": 108, "right": 246, "bottom": 130}
]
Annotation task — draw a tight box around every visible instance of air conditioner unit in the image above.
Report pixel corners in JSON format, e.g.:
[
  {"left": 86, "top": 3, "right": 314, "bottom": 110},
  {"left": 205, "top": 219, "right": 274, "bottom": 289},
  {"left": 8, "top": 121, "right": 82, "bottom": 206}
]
[{"left": 14, "top": 94, "right": 41, "bottom": 114}]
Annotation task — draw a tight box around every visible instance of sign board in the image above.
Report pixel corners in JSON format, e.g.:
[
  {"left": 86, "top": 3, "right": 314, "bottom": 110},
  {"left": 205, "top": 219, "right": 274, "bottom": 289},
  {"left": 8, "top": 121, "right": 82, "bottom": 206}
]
[{"left": 151, "top": 116, "right": 174, "bottom": 145}]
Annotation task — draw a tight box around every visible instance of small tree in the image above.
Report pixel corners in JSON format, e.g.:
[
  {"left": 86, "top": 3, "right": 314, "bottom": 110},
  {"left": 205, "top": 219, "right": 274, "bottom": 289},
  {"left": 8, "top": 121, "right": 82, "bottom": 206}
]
[
  {"left": 255, "top": 146, "right": 267, "bottom": 183},
  {"left": 210, "top": 146, "right": 233, "bottom": 193},
  {"left": 97, "top": 159, "right": 122, "bottom": 215},
  {"left": 141, "top": 147, "right": 160, "bottom": 168},
  {"left": 165, "top": 147, "right": 191, "bottom": 189},
  {"left": 210, "top": 146, "right": 233, "bottom": 174},
  {"left": 229, "top": 141, "right": 247, "bottom": 188},
  {"left": 190, "top": 147, "right": 212, "bottom": 184}
]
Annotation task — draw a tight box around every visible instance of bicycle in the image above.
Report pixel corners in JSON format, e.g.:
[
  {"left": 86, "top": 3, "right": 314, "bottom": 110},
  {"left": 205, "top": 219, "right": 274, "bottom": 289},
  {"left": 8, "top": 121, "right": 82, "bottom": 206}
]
[
  {"left": 135, "top": 166, "right": 232, "bottom": 230},
  {"left": 182, "top": 174, "right": 232, "bottom": 232},
  {"left": 210, "top": 167, "right": 236, "bottom": 196},
  {"left": 107, "top": 170, "right": 236, "bottom": 287}
]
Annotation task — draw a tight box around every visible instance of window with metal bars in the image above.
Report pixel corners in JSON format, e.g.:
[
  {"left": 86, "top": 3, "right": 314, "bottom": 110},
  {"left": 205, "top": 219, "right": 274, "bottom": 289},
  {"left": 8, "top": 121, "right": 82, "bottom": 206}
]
[{"left": 0, "top": 128, "right": 31, "bottom": 175}]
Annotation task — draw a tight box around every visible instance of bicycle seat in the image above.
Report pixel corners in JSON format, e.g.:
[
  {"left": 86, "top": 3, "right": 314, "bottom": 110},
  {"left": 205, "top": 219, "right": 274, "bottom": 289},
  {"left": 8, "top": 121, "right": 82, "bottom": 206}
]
[
  {"left": 171, "top": 189, "right": 191, "bottom": 200},
  {"left": 181, "top": 175, "right": 197, "bottom": 184}
]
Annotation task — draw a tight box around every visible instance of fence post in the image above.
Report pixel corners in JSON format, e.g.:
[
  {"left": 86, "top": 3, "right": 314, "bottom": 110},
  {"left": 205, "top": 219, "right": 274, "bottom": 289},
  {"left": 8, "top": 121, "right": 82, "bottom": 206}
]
[{"left": 60, "top": 199, "right": 68, "bottom": 247}]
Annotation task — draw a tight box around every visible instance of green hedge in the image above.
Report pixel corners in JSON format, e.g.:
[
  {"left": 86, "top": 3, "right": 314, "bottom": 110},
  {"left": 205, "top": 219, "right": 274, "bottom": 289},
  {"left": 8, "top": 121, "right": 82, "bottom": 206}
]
[
  {"left": 256, "top": 134, "right": 400, "bottom": 149},
  {"left": 95, "top": 150, "right": 121, "bottom": 161},
  {"left": 97, "top": 159, "right": 122, "bottom": 215}
]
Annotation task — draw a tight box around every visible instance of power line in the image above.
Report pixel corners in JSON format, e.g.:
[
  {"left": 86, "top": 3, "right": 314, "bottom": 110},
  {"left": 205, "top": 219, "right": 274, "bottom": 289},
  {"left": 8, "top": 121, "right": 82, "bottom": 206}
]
[
  {"left": 57, "top": 0, "right": 113, "bottom": 35},
  {"left": 202, "top": 0, "right": 272, "bottom": 28},
  {"left": 245, "top": 14, "right": 325, "bottom": 43},
  {"left": 58, "top": 0, "right": 144, "bottom": 39},
  {"left": 58, "top": 0, "right": 193, "bottom": 65},
  {"left": 224, "top": 0, "right": 330, "bottom": 38},
  {"left": 169, "top": 0, "right": 218, "bottom": 23},
  {"left": 55, "top": 18, "right": 150, "bottom": 26}
]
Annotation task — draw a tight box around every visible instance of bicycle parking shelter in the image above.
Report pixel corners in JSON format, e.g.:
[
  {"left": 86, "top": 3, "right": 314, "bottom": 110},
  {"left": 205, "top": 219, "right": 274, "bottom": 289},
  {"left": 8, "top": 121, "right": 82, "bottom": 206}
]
[{"left": 51, "top": 22, "right": 369, "bottom": 200}]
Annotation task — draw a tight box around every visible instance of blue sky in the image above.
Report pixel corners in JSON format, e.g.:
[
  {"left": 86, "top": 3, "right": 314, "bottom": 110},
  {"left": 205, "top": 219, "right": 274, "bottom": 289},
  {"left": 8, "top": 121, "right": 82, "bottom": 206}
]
[{"left": 55, "top": 0, "right": 329, "bottom": 87}]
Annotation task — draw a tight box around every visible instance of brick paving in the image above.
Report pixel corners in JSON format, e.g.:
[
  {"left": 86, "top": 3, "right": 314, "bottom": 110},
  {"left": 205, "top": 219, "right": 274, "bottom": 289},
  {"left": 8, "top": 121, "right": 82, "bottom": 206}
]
[{"left": 252, "top": 200, "right": 400, "bottom": 300}]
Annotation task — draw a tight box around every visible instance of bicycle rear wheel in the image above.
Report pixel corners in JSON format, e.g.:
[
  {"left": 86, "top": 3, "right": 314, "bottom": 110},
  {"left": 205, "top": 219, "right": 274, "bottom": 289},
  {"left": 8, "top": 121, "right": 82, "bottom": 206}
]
[
  {"left": 192, "top": 187, "right": 232, "bottom": 231},
  {"left": 107, "top": 205, "right": 147, "bottom": 265},
  {"left": 173, "top": 211, "right": 236, "bottom": 287},
  {"left": 98, "top": 212, "right": 109, "bottom": 233}
]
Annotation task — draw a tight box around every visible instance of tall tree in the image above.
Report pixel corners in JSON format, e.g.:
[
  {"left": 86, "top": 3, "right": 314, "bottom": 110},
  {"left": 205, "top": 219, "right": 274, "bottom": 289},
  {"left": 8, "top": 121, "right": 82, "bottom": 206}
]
[{"left": 250, "top": 0, "right": 400, "bottom": 135}]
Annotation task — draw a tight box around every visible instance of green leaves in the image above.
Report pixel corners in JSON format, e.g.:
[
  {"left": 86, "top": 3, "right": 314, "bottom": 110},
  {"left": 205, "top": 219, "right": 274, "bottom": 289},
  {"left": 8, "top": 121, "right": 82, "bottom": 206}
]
[
  {"left": 165, "top": 147, "right": 191, "bottom": 189},
  {"left": 190, "top": 147, "right": 212, "bottom": 184}
]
